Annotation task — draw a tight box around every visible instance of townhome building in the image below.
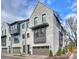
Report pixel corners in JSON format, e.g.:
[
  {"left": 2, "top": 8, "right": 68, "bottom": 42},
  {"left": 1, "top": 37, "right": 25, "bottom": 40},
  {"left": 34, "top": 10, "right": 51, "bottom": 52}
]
[
  {"left": 26, "top": 2, "right": 64, "bottom": 55},
  {"left": 1, "top": 22, "right": 11, "bottom": 54},
  {"left": 1, "top": 2, "right": 66, "bottom": 55}
]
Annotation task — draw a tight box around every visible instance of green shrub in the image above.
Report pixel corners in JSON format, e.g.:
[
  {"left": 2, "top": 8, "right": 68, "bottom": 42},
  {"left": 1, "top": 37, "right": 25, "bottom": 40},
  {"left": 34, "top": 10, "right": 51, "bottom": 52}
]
[
  {"left": 49, "top": 50, "right": 53, "bottom": 57},
  {"left": 56, "top": 48, "right": 61, "bottom": 56},
  {"left": 61, "top": 49, "right": 66, "bottom": 54}
]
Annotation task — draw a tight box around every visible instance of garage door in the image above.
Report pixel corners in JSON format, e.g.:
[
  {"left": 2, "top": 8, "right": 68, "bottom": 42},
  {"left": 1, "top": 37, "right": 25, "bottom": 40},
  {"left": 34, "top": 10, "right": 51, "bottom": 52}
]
[
  {"left": 33, "top": 46, "right": 49, "bottom": 55},
  {"left": 13, "top": 47, "right": 20, "bottom": 53},
  {"left": 2, "top": 48, "right": 7, "bottom": 54}
]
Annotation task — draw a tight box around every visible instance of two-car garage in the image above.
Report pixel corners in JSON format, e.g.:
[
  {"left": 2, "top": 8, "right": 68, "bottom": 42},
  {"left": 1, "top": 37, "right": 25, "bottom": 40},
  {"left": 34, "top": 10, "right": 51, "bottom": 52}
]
[{"left": 33, "top": 46, "right": 49, "bottom": 55}]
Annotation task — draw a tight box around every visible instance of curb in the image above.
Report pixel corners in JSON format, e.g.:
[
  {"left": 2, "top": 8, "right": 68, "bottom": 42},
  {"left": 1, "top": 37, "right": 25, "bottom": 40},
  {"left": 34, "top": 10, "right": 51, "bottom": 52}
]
[{"left": 2, "top": 55, "right": 28, "bottom": 58}]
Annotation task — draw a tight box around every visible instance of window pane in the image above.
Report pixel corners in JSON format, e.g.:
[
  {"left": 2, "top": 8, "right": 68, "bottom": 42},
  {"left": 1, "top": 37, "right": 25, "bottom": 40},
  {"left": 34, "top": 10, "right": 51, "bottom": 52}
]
[
  {"left": 27, "top": 33, "right": 29, "bottom": 38},
  {"left": 34, "top": 28, "right": 46, "bottom": 43},
  {"left": 42, "top": 14, "right": 46, "bottom": 23},
  {"left": 2, "top": 31, "right": 3, "bottom": 35},
  {"left": 2, "top": 38, "right": 6, "bottom": 46},
  {"left": 14, "top": 38, "right": 19, "bottom": 43},
  {"left": 22, "top": 24, "right": 25, "bottom": 29},
  {"left": 34, "top": 17, "right": 38, "bottom": 25},
  {"left": 5, "top": 30, "right": 6, "bottom": 35},
  {"left": 22, "top": 34, "right": 25, "bottom": 39}
]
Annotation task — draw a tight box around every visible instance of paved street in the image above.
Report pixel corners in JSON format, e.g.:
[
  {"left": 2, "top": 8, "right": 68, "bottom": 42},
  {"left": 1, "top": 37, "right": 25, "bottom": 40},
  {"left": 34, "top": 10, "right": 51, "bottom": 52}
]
[
  {"left": 1, "top": 56, "right": 26, "bottom": 59},
  {"left": 1, "top": 54, "right": 77, "bottom": 59},
  {"left": 1, "top": 55, "right": 47, "bottom": 59}
]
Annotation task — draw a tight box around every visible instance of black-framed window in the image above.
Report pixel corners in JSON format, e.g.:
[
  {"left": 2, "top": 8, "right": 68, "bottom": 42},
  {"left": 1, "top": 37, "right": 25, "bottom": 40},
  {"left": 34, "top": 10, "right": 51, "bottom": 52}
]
[
  {"left": 34, "top": 28, "right": 46, "bottom": 43},
  {"left": 1, "top": 38, "right": 6, "bottom": 46},
  {"left": 34, "top": 28, "right": 46, "bottom": 38},
  {"left": 27, "top": 22, "right": 29, "bottom": 28},
  {"left": 22, "top": 34, "right": 25, "bottom": 39},
  {"left": 42, "top": 14, "right": 46, "bottom": 23},
  {"left": 14, "top": 38, "right": 19, "bottom": 43},
  {"left": 27, "top": 33, "right": 29, "bottom": 38},
  {"left": 2, "top": 31, "right": 3, "bottom": 35},
  {"left": 22, "top": 24, "right": 25, "bottom": 29},
  {"left": 34, "top": 17, "right": 38, "bottom": 25},
  {"left": 5, "top": 30, "right": 6, "bottom": 35}
]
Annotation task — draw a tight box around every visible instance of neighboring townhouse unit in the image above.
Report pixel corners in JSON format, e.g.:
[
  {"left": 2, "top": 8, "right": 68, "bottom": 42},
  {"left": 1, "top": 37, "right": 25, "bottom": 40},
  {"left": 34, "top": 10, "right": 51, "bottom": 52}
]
[
  {"left": 20, "top": 19, "right": 29, "bottom": 53},
  {"left": 1, "top": 22, "right": 11, "bottom": 54},
  {"left": 1, "top": 2, "right": 66, "bottom": 55},
  {"left": 9, "top": 19, "right": 29, "bottom": 54}
]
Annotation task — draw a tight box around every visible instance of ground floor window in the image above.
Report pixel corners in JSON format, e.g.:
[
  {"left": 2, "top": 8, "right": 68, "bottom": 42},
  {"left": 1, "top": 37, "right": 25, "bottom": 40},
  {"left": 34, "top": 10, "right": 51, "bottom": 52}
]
[
  {"left": 14, "top": 38, "right": 19, "bottom": 43},
  {"left": 1, "top": 38, "right": 6, "bottom": 46}
]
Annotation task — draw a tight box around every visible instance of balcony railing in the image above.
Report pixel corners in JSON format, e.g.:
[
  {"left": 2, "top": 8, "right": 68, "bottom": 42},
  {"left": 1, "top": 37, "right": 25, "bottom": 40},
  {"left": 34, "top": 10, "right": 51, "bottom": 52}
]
[
  {"left": 1, "top": 35, "right": 7, "bottom": 38},
  {"left": 10, "top": 29, "right": 20, "bottom": 35},
  {"left": 30, "top": 22, "right": 49, "bottom": 30}
]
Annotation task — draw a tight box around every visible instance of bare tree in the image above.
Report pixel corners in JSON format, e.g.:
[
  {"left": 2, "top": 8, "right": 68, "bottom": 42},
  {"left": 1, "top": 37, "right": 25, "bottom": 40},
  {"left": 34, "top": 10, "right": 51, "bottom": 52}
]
[{"left": 65, "top": 15, "right": 77, "bottom": 47}]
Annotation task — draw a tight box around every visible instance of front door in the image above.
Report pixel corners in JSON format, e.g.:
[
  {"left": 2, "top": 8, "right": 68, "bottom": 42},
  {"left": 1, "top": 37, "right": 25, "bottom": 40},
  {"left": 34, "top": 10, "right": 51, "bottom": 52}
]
[
  {"left": 9, "top": 46, "right": 11, "bottom": 53},
  {"left": 27, "top": 45, "right": 30, "bottom": 54},
  {"left": 23, "top": 45, "right": 26, "bottom": 53}
]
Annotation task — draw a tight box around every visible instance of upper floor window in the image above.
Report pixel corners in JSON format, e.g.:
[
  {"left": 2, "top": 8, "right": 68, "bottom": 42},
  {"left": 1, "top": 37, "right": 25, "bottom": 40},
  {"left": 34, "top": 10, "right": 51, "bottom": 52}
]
[
  {"left": 13, "top": 25, "right": 15, "bottom": 29},
  {"left": 27, "top": 33, "right": 29, "bottom": 38},
  {"left": 34, "top": 28, "right": 46, "bottom": 43},
  {"left": 11, "top": 26, "right": 13, "bottom": 30},
  {"left": 34, "top": 17, "right": 38, "bottom": 25},
  {"left": 34, "top": 30, "right": 39, "bottom": 38},
  {"left": 5, "top": 30, "right": 6, "bottom": 35},
  {"left": 42, "top": 14, "right": 46, "bottom": 23},
  {"left": 10, "top": 26, "right": 13, "bottom": 31},
  {"left": 22, "top": 24, "right": 25, "bottom": 29},
  {"left": 12, "top": 25, "right": 15, "bottom": 30},
  {"left": 22, "top": 34, "right": 25, "bottom": 39},
  {"left": 14, "top": 38, "right": 19, "bottom": 43},
  {"left": 34, "top": 28, "right": 46, "bottom": 38},
  {"left": 11, "top": 25, "right": 15, "bottom": 30},
  {"left": 2, "top": 31, "right": 3, "bottom": 35},
  {"left": 14, "top": 24, "right": 17, "bottom": 29},
  {"left": 1, "top": 38, "right": 6, "bottom": 46},
  {"left": 27, "top": 22, "right": 29, "bottom": 28}
]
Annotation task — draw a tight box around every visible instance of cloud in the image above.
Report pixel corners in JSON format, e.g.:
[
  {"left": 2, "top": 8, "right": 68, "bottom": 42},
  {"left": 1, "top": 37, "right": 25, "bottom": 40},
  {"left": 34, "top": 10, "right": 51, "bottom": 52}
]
[
  {"left": 62, "top": 13, "right": 77, "bottom": 26},
  {"left": 70, "top": 2, "right": 77, "bottom": 12},
  {"left": 1, "top": 10, "right": 20, "bottom": 23},
  {"left": 37, "top": 0, "right": 45, "bottom": 3},
  {"left": 1, "top": 0, "right": 37, "bottom": 23},
  {"left": 64, "top": 13, "right": 77, "bottom": 20},
  {"left": 38, "top": 0, "right": 55, "bottom": 5},
  {"left": 47, "top": 0, "right": 55, "bottom": 4},
  {"left": 70, "top": 2, "right": 77, "bottom": 9}
]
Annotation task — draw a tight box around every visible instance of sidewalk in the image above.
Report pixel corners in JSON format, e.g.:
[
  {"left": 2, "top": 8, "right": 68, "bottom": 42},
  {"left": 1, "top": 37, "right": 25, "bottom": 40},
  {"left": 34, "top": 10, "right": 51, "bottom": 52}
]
[{"left": 1, "top": 54, "right": 47, "bottom": 59}]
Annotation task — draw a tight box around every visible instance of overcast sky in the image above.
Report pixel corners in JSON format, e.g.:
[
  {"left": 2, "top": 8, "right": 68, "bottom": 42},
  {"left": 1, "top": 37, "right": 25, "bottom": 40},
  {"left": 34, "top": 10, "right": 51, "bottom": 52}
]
[{"left": 1, "top": 0, "right": 77, "bottom": 24}]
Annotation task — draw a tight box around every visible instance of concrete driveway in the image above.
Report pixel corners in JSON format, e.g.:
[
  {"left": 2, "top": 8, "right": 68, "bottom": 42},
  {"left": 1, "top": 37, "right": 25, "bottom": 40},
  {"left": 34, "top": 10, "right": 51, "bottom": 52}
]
[{"left": 1, "top": 55, "right": 47, "bottom": 59}]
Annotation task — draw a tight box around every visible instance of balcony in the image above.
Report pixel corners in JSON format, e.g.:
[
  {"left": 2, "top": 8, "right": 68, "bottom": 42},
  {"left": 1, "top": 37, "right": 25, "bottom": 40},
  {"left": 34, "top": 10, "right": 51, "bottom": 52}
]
[
  {"left": 10, "top": 29, "right": 20, "bottom": 35},
  {"left": 1, "top": 35, "right": 7, "bottom": 38},
  {"left": 30, "top": 23, "right": 49, "bottom": 30}
]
